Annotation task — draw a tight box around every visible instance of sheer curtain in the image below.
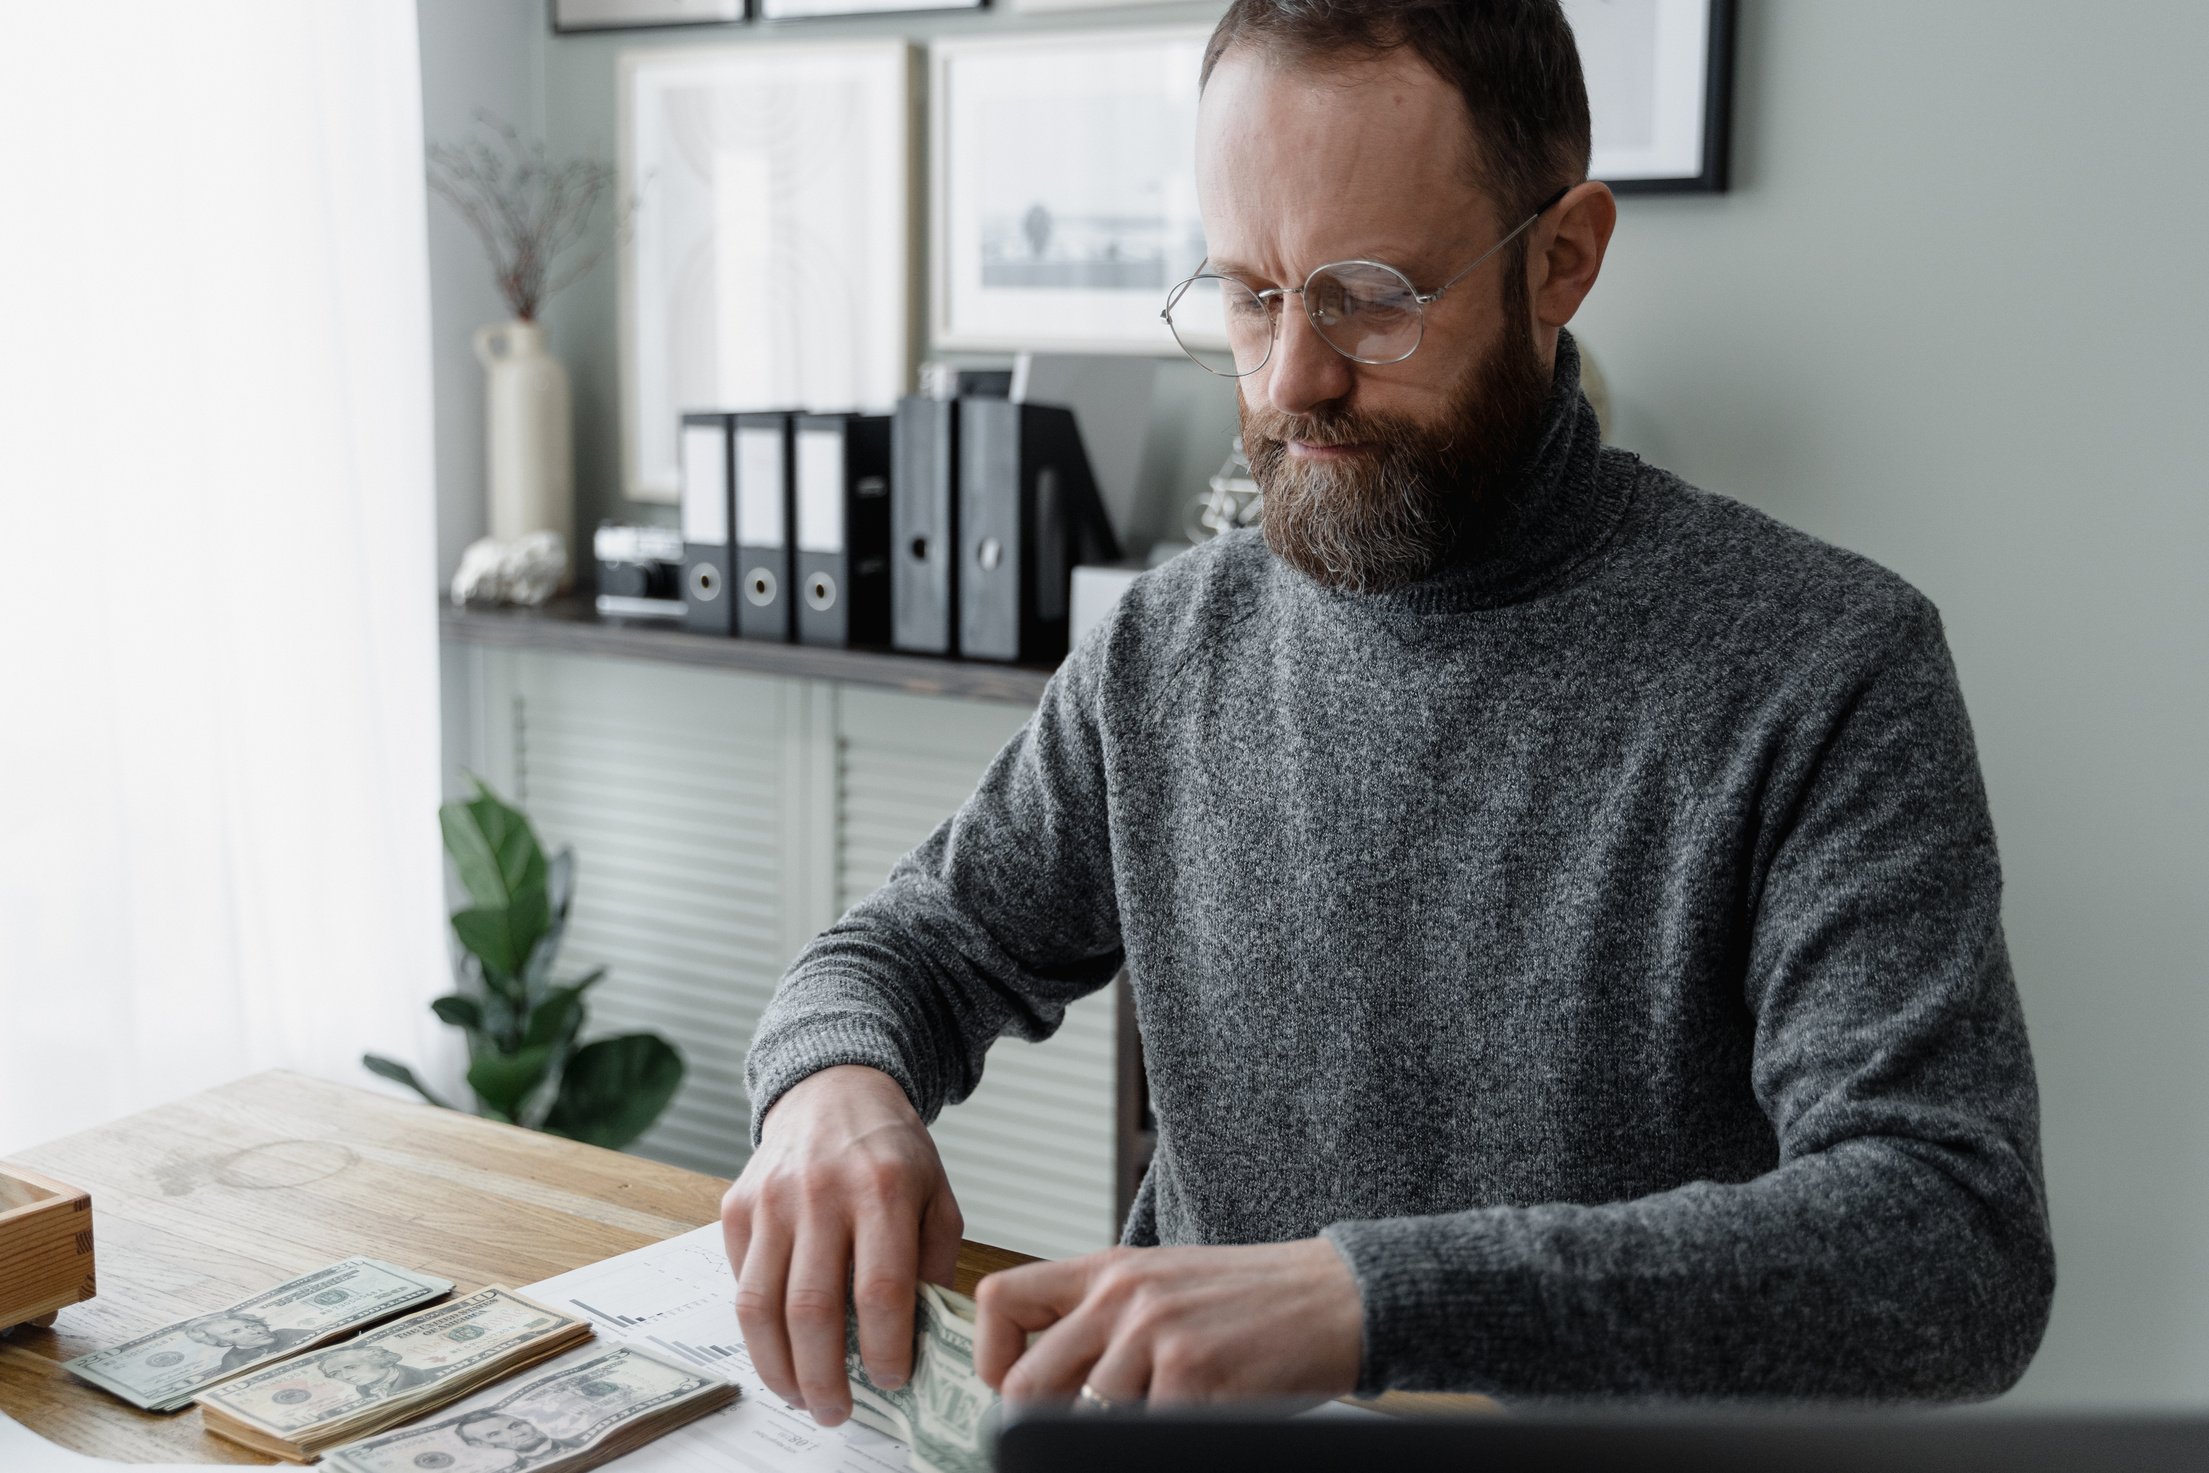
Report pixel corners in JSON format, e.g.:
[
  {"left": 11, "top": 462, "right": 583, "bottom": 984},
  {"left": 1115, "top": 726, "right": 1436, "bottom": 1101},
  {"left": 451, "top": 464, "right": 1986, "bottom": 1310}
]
[{"left": 0, "top": 2, "right": 450, "bottom": 1150}]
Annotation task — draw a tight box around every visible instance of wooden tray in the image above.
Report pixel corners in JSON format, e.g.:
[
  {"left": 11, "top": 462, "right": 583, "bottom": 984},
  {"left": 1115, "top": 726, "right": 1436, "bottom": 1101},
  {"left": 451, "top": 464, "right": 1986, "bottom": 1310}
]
[{"left": 0, "top": 1160, "right": 95, "bottom": 1334}]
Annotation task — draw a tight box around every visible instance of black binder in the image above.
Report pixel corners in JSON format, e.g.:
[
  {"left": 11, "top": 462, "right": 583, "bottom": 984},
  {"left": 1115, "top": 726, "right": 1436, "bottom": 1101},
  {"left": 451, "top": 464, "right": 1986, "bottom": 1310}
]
[
  {"left": 793, "top": 412, "right": 893, "bottom": 648},
  {"left": 677, "top": 412, "right": 737, "bottom": 636},
  {"left": 733, "top": 412, "right": 795, "bottom": 642},
  {"left": 957, "top": 399, "right": 1121, "bottom": 664},
  {"left": 891, "top": 395, "right": 959, "bottom": 656}
]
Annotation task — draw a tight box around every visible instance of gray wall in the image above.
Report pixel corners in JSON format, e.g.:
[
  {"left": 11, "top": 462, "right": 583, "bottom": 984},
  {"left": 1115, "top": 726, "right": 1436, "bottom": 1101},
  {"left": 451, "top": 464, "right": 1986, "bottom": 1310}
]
[{"left": 419, "top": 0, "right": 2209, "bottom": 1405}]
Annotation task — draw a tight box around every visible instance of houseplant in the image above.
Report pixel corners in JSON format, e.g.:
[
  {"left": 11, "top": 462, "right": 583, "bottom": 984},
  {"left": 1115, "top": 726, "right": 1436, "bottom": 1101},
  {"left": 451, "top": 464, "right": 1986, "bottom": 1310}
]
[{"left": 365, "top": 774, "right": 683, "bottom": 1150}]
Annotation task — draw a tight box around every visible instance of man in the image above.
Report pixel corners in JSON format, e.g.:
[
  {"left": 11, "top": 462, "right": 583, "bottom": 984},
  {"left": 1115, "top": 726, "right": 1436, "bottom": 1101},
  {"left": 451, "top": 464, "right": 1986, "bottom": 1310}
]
[
  {"left": 728, "top": 0, "right": 2055, "bottom": 1419},
  {"left": 317, "top": 1345, "right": 440, "bottom": 1399},
  {"left": 184, "top": 1312, "right": 315, "bottom": 1376},
  {"left": 454, "top": 1412, "right": 580, "bottom": 1464}
]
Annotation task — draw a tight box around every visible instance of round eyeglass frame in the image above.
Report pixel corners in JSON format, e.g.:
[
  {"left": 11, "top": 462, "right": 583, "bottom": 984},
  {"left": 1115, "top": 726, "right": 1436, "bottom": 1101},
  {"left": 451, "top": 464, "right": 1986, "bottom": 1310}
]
[{"left": 1160, "top": 184, "right": 1573, "bottom": 378}]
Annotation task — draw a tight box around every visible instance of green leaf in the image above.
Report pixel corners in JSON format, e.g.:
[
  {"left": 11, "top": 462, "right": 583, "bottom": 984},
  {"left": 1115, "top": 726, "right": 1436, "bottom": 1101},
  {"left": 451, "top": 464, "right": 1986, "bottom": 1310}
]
[
  {"left": 430, "top": 995, "right": 485, "bottom": 1032},
  {"left": 521, "top": 981, "right": 591, "bottom": 1056},
  {"left": 468, "top": 1045, "right": 556, "bottom": 1123},
  {"left": 363, "top": 1054, "right": 451, "bottom": 1110},
  {"left": 543, "top": 1035, "right": 684, "bottom": 1150},
  {"left": 451, "top": 884, "right": 551, "bottom": 986},
  {"left": 440, "top": 776, "right": 547, "bottom": 912}
]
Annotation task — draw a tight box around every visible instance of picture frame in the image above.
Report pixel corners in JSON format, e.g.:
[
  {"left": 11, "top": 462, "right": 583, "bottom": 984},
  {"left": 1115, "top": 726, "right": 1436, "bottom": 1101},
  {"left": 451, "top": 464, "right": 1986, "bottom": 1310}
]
[
  {"left": 761, "top": 0, "right": 984, "bottom": 16},
  {"left": 618, "top": 40, "right": 920, "bottom": 505},
  {"left": 552, "top": 0, "right": 748, "bottom": 33},
  {"left": 931, "top": 27, "right": 1212, "bottom": 355},
  {"left": 1565, "top": 0, "right": 1736, "bottom": 192}
]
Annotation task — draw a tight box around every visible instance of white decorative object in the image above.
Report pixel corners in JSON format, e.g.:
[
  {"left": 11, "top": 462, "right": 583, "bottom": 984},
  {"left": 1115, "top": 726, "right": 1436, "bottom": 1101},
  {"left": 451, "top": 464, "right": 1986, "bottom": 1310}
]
[
  {"left": 450, "top": 531, "right": 572, "bottom": 608},
  {"left": 473, "top": 322, "right": 575, "bottom": 592},
  {"left": 1562, "top": 0, "right": 1731, "bottom": 189},
  {"left": 620, "top": 40, "right": 918, "bottom": 505},
  {"left": 933, "top": 28, "right": 1212, "bottom": 353}
]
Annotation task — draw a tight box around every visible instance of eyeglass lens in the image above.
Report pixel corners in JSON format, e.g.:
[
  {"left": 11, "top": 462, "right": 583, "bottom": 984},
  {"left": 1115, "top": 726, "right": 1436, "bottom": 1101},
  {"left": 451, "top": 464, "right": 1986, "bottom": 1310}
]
[{"left": 1165, "top": 262, "right": 1426, "bottom": 377}]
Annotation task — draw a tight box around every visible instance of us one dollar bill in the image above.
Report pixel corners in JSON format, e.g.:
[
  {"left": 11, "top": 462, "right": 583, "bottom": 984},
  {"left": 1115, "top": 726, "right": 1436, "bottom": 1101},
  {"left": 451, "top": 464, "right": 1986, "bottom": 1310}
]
[
  {"left": 320, "top": 1342, "right": 737, "bottom": 1473},
  {"left": 64, "top": 1258, "right": 453, "bottom": 1412},
  {"left": 844, "top": 1283, "right": 996, "bottom": 1473},
  {"left": 195, "top": 1286, "right": 593, "bottom": 1461}
]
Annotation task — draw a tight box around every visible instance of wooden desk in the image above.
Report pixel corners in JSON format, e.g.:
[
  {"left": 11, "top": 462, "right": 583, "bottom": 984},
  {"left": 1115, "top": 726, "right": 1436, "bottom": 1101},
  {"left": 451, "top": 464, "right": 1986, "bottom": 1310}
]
[{"left": 0, "top": 1071, "right": 1033, "bottom": 1464}]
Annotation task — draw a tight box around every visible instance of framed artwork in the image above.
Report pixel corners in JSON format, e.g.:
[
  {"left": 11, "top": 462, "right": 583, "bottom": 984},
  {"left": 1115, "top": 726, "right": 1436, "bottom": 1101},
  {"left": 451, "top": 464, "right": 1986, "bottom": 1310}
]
[
  {"left": 618, "top": 41, "right": 919, "bottom": 505},
  {"left": 1564, "top": 0, "right": 1736, "bottom": 192},
  {"left": 552, "top": 0, "right": 747, "bottom": 32},
  {"left": 932, "top": 27, "right": 1211, "bottom": 354},
  {"left": 761, "top": 0, "right": 983, "bottom": 15}
]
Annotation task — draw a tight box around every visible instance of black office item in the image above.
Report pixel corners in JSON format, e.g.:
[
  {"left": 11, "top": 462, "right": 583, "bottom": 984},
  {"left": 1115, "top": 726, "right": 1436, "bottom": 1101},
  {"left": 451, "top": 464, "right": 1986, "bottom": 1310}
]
[
  {"left": 594, "top": 523, "right": 685, "bottom": 622},
  {"left": 792, "top": 413, "right": 894, "bottom": 648},
  {"left": 891, "top": 394, "right": 959, "bottom": 656},
  {"left": 997, "top": 1408, "right": 2209, "bottom": 1473},
  {"left": 957, "top": 398, "right": 1120, "bottom": 665},
  {"left": 733, "top": 411, "right": 796, "bottom": 642},
  {"left": 676, "top": 412, "right": 737, "bottom": 635}
]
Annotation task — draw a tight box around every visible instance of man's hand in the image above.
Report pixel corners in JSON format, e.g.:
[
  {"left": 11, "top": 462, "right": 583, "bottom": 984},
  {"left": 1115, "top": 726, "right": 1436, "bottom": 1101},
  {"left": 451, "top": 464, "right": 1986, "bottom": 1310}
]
[
  {"left": 720, "top": 1065, "right": 963, "bottom": 1428},
  {"left": 972, "top": 1239, "right": 1364, "bottom": 1408}
]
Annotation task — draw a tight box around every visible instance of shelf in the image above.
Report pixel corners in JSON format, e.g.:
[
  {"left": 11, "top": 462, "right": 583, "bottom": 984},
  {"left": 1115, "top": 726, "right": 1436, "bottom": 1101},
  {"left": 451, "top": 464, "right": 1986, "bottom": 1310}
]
[{"left": 439, "top": 595, "right": 1057, "bottom": 707}]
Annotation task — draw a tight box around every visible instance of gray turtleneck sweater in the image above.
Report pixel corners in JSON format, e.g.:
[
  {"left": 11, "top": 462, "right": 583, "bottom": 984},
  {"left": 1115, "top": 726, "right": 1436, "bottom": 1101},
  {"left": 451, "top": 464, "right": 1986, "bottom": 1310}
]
[{"left": 744, "top": 334, "right": 2054, "bottom": 1401}]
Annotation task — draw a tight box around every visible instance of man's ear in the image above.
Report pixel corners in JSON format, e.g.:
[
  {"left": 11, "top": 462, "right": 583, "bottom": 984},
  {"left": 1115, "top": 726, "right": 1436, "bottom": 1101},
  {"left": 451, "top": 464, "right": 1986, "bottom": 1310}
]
[{"left": 1529, "top": 180, "right": 1617, "bottom": 330}]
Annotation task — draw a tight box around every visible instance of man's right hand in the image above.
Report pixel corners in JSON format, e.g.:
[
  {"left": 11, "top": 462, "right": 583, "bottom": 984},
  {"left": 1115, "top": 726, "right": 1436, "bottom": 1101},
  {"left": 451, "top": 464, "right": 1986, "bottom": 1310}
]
[{"left": 721, "top": 1064, "right": 964, "bottom": 1428}]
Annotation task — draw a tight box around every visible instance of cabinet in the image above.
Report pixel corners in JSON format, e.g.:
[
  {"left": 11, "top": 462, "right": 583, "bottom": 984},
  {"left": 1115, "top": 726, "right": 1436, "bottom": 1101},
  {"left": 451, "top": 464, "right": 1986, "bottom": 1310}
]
[{"left": 444, "top": 609, "right": 1133, "bottom": 1262}]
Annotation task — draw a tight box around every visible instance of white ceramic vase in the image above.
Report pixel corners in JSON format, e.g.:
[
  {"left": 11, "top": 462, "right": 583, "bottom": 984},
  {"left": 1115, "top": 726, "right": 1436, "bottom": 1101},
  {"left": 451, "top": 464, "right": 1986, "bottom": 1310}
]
[{"left": 473, "top": 318, "right": 574, "bottom": 590}]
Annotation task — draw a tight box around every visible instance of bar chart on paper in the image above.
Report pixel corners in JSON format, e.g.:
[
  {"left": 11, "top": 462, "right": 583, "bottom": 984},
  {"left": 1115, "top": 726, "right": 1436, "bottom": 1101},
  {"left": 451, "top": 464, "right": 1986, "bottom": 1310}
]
[{"left": 525, "top": 1226, "right": 913, "bottom": 1473}]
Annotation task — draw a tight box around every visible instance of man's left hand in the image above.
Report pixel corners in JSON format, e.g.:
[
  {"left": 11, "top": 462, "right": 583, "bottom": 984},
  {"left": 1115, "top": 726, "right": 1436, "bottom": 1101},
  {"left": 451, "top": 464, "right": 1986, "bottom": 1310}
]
[{"left": 972, "top": 1239, "right": 1364, "bottom": 1408}]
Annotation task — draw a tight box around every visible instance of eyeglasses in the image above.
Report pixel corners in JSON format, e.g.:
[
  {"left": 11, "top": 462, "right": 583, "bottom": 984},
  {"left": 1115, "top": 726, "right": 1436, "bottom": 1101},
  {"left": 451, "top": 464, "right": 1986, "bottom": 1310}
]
[{"left": 1160, "top": 185, "right": 1571, "bottom": 378}]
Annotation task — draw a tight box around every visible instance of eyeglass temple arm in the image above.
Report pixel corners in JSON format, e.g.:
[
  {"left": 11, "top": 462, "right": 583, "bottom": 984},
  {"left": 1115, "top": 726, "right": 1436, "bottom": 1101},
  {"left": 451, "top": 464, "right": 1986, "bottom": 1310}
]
[{"left": 1420, "top": 183, "right": 1577, "bottom": 305}]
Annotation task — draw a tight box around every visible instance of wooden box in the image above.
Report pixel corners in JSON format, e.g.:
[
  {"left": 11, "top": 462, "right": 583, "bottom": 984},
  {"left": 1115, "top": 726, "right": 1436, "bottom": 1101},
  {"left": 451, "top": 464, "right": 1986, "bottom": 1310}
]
[{"left": 0, "top": 1161, "right": 95, "bottom": 1334}]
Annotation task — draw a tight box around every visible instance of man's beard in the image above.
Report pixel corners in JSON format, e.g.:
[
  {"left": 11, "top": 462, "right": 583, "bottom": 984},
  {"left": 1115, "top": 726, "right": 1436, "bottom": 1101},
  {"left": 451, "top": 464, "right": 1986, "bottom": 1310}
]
[{"left": 1244, "top": 310, "right": 1552, "bottom": 595}]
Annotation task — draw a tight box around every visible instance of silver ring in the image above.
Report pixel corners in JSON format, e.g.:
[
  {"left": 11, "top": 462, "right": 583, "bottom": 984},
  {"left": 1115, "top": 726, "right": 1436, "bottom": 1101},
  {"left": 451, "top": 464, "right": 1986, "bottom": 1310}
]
[{"left": 1076, "top": 1382, "right": 1117, "bottom": 1412}]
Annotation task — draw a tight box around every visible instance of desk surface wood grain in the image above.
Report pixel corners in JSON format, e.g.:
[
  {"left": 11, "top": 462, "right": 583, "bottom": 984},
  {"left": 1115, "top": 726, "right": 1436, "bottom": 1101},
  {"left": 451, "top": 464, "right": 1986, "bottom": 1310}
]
[{"left": 0, "top": 1071, "right": 1033, "bottom": 1463}]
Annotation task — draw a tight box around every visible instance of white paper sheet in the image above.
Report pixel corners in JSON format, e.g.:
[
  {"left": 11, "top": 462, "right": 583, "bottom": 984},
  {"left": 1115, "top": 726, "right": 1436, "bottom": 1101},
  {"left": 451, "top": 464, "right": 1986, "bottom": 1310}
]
[
  {"left": 521, "top": 1225, "right": 914, "bottom": 1473},
  {"left": 0, "top": 1407, "right": 214, "bottom": 1471}
]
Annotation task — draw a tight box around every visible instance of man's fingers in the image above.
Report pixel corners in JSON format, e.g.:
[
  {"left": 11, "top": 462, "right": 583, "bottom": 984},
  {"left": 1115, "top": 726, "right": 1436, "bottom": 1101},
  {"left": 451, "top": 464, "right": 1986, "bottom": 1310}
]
[
  {"left": 733, "top": 1211, "right": 798, "bottom": 1405},
  {"left": 917, "top": 1181, "right": 963, "bottom": 1289},
  {"left": 994, "top": 1303, "right": 1114, "bottom": 1403},
  {"left": 852, "top": 1204, "right": 920, "bottom": 1390},
  {"left": 786, "top": 1214, "right": 856, "bottom": 1425},
  {"left": 973, "top": 1255, "right": 1100, "bottom": 1388}
]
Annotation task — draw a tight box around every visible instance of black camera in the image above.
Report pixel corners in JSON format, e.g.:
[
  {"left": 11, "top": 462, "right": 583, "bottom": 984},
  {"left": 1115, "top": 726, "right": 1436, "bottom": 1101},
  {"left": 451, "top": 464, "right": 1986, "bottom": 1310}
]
[{"left": 593, "top": 522, "right": 685, "bottom": 622}]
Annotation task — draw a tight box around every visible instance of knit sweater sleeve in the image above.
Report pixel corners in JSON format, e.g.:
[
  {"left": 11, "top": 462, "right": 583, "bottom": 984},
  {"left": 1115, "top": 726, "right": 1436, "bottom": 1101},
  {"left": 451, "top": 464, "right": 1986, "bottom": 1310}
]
[
  {"left": 1321, "top": 597, "right": 2055, "bottom": 1400},
  {"left": 742, "top": 630, "right": 1123, "bottom": 1146}
]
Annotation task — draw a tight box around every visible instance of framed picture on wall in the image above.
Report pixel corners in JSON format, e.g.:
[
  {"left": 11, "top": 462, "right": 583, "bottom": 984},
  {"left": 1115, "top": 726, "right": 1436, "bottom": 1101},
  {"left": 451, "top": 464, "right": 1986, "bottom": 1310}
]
[
  {"left": 932, "top": 27, "right": 1211, "bottom": 354},
  {"left": 1563, "top": 0, "right": 1736, "bottom": 192},
  {"left": 553, "top": 0, "right": 747, "bottom": 32},
  {"left": 761, "top": 0, "right": 984, "bottom": 16},
  {"left": 618, "top": 41, "right": 919, "bottom": 505}
]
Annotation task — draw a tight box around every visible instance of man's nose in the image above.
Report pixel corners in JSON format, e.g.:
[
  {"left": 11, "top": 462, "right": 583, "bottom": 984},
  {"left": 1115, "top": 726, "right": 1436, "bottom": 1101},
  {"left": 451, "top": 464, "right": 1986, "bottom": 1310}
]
[{"left": 1258, "top": 298, "right": 1354, "bottom": 419}]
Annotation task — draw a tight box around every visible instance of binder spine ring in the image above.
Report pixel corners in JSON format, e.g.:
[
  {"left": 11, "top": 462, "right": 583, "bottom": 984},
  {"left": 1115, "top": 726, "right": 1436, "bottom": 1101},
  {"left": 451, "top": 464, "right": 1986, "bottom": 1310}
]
[
  {"left": 804, "top": 572, "right": 839, "bottom": 612},
  {"left": 743, "top": 567, "right": 779, "bottom": 607},
  {"left": 688, "top": 564, "right": 722, "bottom": 603}
]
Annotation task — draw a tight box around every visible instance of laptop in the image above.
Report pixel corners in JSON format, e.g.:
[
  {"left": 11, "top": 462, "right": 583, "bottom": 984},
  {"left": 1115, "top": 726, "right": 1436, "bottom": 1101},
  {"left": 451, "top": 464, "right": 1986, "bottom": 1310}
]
[{"left": 995, "top": 1406, "right": 2209, "bottom": 1473}]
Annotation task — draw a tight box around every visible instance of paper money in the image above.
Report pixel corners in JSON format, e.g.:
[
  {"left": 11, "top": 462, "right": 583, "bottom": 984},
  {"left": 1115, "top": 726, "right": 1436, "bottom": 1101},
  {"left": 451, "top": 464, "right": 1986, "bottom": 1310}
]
[
  {"left": 319, "top": 1343, "right": 737, "bottom": 1473},
  {"left": 844, "top": 1283, "right": 996, "bottom": 1473},
  {"left": 64, "top": 1259, "right": 453, "bottom": 1412},
  {"left": 194, "top": 1287, "right": 593, "bottom": 1461}
]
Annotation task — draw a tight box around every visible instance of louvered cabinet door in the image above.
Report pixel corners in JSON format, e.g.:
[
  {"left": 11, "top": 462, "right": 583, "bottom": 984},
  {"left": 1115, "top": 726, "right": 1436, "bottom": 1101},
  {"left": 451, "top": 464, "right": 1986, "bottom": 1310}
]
[
  {"left": 835, "top": 687, "right": 1121, "bottom": 1262},
  {"left": 487, "top": 649, "right": 810, "bottom": 1178}
]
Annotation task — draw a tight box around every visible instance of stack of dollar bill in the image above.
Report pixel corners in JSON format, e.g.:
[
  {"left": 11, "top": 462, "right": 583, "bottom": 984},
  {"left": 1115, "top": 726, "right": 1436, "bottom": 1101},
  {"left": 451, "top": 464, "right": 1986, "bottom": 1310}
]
[
  {"left": 319, "top": 1342, "right": 739, "bottom": 1473},
  {"left": 63, "top": 1259, "right": 453, "bottom": 1413},
  {"left": 845, "top": 1282, "right": 997, "bottom": 1473},
  {"left": 195, "top": 1286, "right": 593, "bottom": 1461}
]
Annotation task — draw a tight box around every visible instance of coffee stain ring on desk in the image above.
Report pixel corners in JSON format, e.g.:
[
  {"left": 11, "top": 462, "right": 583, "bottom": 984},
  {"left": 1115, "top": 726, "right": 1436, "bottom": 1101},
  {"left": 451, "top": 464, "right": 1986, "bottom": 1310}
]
[{"left": 212, "top": 1141, "right": 360, "bottom": 1191}]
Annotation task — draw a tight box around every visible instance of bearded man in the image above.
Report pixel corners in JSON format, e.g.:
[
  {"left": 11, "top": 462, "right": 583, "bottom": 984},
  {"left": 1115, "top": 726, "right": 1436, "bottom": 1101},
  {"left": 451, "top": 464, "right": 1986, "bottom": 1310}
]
[{"left": 728, "top": 0, "right": 2054, "bottom": 1418}]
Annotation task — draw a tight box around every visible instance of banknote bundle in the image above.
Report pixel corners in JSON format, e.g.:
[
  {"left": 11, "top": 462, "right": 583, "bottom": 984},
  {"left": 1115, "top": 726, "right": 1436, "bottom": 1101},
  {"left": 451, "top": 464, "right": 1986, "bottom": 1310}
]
[
  {"left": 844, "top": 1283, "right": 996, "bottom": 1473},
  {"left": 64, "top": 1259, "right": 454, "bottom": 1412},
  {"left": 194, "top": 1286, "right": 593, "bottom": 1461},
  {"left": 319, "top": 1342, "right": 738, "bottom": 1473}
]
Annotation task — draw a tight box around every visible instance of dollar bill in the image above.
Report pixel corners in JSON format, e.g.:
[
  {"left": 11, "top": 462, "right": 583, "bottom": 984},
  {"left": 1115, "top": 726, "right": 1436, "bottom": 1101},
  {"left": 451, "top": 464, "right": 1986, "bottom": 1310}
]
[
  {"left": 194, "top": 1286, "right": 593, "bottom": 1461},
  {"left": 844, "top": 1283, "right": 996, "bottom": 1473},
  {"left": 320, "top": 1343, "right": 737, "bottom": 1473},
  {"left": 64, "top": 1258, "right": 454, "bottom": 1412}
]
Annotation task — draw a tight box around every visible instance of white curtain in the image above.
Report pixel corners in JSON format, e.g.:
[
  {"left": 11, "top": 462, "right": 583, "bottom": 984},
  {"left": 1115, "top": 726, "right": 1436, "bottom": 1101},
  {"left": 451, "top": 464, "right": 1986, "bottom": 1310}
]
[{"left": 0, "top": 2, "right": 450, "bottom": 1150}]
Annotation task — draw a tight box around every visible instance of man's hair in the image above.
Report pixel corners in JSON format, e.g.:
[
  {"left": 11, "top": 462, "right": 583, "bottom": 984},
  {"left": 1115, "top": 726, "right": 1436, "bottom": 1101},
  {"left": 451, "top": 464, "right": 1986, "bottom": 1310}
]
[
  {"left": 184, "top": 1312, "right": 265, "bottom": 1346},
  {"left": 1199, "top": 0, "right": 1592, "bottom": 223}
]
